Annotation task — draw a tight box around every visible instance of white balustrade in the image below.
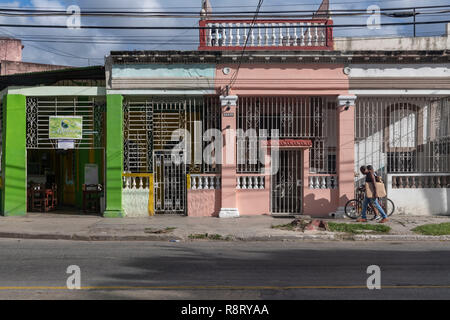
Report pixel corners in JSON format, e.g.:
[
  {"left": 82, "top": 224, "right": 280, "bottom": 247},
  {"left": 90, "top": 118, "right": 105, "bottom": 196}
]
[
  {"left": 237, "top": 176, "right": 265, "bottom": 189},
  {"left": 392, "top": 175, "right": 450, "bottom": 189},
  {"left": 308, "top": 176, "right": 338, "bottom": 189},
  {"left": 191, "top": 175, "right": 221, "bottom": 190},
  {"left": 236, "top": 23, "right": 241, "bottom": 46},
  {"left": 204, "top": 21, "right": 330, "bottom": 49},
  {"left": 122, "top": 175, "right": 150, "bottom": 217}
]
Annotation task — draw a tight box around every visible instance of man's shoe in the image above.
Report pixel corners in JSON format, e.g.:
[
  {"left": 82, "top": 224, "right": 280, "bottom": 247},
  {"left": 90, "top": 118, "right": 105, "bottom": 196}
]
[
  {"left": 378, "top": 218, "right": 389, "bottom": 223},
  {"left": 356, "top": 218, "right": 367, "bottom": 222}
]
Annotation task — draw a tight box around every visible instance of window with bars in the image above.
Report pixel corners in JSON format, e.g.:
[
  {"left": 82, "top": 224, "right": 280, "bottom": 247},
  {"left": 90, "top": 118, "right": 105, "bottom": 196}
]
[
  {"left": 237, "top": 96, "right": 337, "bottom": 174},
  {"left": 25, "top": 97, "right": 105, "bottom": 150},
  {"left": 123, "top": 96, "right": 221, "bottom": 174},
  {"left": 355, "top": 97, "right": 450, "bottom": 177}
]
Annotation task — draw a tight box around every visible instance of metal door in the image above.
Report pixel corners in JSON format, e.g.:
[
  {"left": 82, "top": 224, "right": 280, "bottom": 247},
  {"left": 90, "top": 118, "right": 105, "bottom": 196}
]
[
  {"left": 153, "top": 151, "right": 186, "bottom": 215},
  {"left": 271, "top": 149, "right": 303, "bottom": 215}
]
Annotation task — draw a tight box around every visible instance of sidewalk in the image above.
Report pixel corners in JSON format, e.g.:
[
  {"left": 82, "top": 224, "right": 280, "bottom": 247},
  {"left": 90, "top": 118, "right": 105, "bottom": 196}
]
[{"left": 0, "top": 213, "right": 450, "bottom": 242}]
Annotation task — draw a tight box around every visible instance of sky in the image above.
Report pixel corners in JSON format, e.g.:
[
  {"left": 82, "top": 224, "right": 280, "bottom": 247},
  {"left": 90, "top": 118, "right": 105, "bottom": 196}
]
[{"left": 0, "top": 0, "right": 449, "bottom": 67}]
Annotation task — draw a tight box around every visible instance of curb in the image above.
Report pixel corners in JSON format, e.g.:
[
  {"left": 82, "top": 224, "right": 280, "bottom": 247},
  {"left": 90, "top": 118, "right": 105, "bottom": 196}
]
[
  {"left": 352, "top": 234, "right": 450, "bottom": 241},
  {"left": 1, "top": 231, "right": 450, "bottom": 242},
  {"left": 0, "top": 232, "right": 182, "bottom": 242}
]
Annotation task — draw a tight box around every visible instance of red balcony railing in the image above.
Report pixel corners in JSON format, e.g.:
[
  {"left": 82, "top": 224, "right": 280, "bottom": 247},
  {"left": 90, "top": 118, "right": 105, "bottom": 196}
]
[{"left": 199, "top": 19, "right": 333, "bottom": 51}]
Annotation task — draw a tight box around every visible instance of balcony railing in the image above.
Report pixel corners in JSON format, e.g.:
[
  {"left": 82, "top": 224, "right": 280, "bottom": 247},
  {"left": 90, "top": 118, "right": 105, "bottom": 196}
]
[{"left": 199, "top": 19, "right": 333, "bottom": 51}]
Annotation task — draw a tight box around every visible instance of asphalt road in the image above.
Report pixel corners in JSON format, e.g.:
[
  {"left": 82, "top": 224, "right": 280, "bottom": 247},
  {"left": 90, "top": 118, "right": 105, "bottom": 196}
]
[{"left": 0, "top": 239, "right": 449, "bottom": 300}]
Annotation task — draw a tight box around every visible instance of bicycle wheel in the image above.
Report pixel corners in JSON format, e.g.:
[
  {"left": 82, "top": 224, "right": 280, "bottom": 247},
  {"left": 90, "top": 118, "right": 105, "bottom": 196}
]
[
  {"left": 344, "top": 199, "right": 362, "bottom": 219},
  {"left": 382, "top": 198, "right": 395, "bottom": 217}
]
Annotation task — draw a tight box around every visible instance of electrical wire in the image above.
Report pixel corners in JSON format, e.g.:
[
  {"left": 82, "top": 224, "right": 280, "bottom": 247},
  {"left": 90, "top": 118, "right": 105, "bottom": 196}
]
[
  {"left": 0, "top": 11, "right": 449, "bottom": 19},
  {"left": 0, "top": 19, "right": 449, "bottom": 29},
  {"left": 229, "top": 0, "right": 265, "bottom": 91},
  {"left": 0, "top": 0, "right": 446, "bottom": 10},
  {"left": 0, "top": 3, "right": 450, "bottom": 13},
  {"left": 0, "top": 4, "right": 448, "bottom": 15}
]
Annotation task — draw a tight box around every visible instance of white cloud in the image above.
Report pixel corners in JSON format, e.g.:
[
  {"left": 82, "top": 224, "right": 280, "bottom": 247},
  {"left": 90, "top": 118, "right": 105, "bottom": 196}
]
[{"left": 1, "top": 0, "right": 448, "bottom": 66}]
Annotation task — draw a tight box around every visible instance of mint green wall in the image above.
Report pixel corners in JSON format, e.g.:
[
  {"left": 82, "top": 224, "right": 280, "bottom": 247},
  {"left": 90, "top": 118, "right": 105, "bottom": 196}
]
[
  {"left": 112, "top": 64, "right": 215, "bottom": 79},
  {"left": 1, "top": 95, "right": 27, "bottom": 216},
  {"left": 104, "top": 94, "right": 123, "bottom": 218}
]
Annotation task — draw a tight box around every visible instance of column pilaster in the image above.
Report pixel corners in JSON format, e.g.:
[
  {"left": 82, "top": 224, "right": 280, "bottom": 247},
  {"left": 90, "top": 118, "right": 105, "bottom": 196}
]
[
  {"left": 1, "top": 94, "right": 27, "bottom": 216},
  {"left": 335, "top": 95, "right": 357, "bottom": 215},
  {"left": 104, "top": 94, "right": 124, "bottom": 218},
  {"left": 218, "top": 95, "right": 239, "bottom": 218}
]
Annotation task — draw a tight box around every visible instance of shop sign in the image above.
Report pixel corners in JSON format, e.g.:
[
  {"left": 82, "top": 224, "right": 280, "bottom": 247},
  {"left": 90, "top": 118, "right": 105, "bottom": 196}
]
[
  {"left": 57, "top": 140, "right": 75, "bottom": 150},
  {"left": 49, "top": 116, "right": 83, "bottom": 140}
]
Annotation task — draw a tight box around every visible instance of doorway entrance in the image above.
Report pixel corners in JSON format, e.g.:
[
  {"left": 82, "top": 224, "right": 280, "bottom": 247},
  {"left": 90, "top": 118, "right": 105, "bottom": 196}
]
[
  {"left": 271, "top": 149, "right": 303, "bottom": 215},
  {"left": 153, "top": 151, "right": 187, "bottom": 215},
  {"left": 25, "top": 96, "right": 106, "bottom": 215},
  {"left": 26, "top": 149, "right": 104, "bottom": 214}
]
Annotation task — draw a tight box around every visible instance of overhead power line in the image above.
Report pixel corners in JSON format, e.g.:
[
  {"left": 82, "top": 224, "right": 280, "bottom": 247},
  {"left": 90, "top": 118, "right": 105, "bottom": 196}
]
[
  {"left": 1, "top": 19, "right": 449, "bottom": 30},
  {"left": 0, "top": 4, "right": 450, "bottom": 13},
  {"left": 0, "top": 0, "right": 446, "bottom": 10},
  {"left": 229, "top": 0, "right": 264, "bottom": 91},
  {"left": 14, "top": 30, "right": 447, "bottom": 45},
  {"left": 0, "top": 11, "right": 449, "bottom": 19},
  {"left": 0, "top": 4, "right": 450, "bottom": 15}
]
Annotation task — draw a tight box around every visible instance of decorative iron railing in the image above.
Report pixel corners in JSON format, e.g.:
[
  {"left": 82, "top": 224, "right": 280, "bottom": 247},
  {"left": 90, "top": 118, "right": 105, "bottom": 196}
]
[
  {"left": 355, "top": 96, "right": 450, "bottom": 190},
  {"left": 123, "top": 96, "right": 221, "bottom": 174},
  {"left": 237, "top": 96, "right": 337, "bottom": 174},
  {"left": 199, "top": 19, "right": 333, "bottom": 51},
  {"left": 26, "top": 97, "right": 105, "bottom": 150}
]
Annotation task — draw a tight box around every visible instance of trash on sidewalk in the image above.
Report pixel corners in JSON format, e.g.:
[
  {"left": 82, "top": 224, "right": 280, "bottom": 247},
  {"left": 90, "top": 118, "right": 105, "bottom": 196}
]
[
  {"left": 144, "top": 227, "right": 176, "bottom": 234},
  {"left": 290, "top": 218, "right": 330, "bottom": 232}
]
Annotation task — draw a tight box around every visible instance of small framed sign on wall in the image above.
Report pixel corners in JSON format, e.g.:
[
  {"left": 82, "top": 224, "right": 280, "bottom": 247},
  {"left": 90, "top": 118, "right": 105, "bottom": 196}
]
[
  {"left": 49, "top": 116, "right": 83, "bottom": 140},
  {"left": 57, "top": 140, "right": 75, "bottom": 150}
]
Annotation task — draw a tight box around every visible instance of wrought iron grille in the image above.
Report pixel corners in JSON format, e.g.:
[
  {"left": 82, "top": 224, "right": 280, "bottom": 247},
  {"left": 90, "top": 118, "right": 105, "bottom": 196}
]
[
  {"left": 202, "top": 96, "right": 222, "bottom": 173},
  {"left": 153, "top": 151, "right": 186, "bottom": 215},
  {"left": 271, "top": 149, "right": 303, "bottom": 214},
  {"left": 237, "top": 96, "right": 337, "bottom": 174},
  {"left": 123, "top": 99, "right": 153, "bottom": 173},
  {"left": 123, "top": 96, "right": 221, "bottom": 174},
  {"left": 355, "top": 96, "right": 450, "bottom": 187},
  {"left": 26, "top": 97, "right": 105, "bottom": 150}
]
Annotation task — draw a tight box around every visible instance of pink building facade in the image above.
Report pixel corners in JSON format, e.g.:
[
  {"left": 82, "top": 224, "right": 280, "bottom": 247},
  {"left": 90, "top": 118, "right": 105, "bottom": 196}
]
[
  {"left": 2, "top": 3, "right": 449, "bottom": 218},
  {"left": 109, "top": 14, "right": 449, "bottom": 218},
  {"left": 108, "top": 14, "right": 361, "bottom": 218}
]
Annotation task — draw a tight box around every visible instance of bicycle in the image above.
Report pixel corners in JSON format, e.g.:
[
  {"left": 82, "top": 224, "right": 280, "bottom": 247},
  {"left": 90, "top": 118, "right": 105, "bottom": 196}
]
[{"left": 344, "top": 186, "right": 395, "bottom": 220}]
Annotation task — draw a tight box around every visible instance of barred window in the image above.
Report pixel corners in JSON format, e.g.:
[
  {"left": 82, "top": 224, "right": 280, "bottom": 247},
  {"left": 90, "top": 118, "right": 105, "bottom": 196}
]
[
  {"left": 237, "top": 96, "right": 337, "bottom": 174},
  {"left": 355, "top": 97, "right": 450, "bottom": 181},
  {"left": 123, "top": 96, "right": 221, "bottom": 174}
]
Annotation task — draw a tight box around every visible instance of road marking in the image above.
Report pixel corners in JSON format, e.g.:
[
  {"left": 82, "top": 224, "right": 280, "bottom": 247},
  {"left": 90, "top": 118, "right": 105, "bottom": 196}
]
[{"left": 0, "top": 285, "right": 450, "bottom": 290}]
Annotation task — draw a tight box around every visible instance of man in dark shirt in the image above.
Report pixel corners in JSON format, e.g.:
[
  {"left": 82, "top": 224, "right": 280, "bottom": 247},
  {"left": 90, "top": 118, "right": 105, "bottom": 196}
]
[{"left": 357, "top": 166, "right": 388, "bottom": 223}]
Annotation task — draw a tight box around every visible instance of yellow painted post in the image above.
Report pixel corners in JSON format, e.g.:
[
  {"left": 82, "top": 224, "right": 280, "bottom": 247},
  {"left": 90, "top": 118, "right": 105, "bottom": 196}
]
[
  {"left": 148, "top": 173, "right": 154, "bottom": 216},
  {"left": 186, "top": 174, "right": 191, "bottom": 190},
  {"left": 88, "top": 149, "right": 95, "bottom": 163}
]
